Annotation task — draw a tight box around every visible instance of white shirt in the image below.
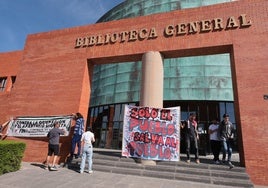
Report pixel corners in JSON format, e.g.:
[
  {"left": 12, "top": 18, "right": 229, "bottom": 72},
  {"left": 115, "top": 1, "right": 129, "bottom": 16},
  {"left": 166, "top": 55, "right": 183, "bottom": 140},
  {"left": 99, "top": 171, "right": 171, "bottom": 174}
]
[
  {"left": 209, "top": 124, "right": 220, "bottom": 141},
  {"left": 81, "top": 131, "right": 95, "bottom": 146}
]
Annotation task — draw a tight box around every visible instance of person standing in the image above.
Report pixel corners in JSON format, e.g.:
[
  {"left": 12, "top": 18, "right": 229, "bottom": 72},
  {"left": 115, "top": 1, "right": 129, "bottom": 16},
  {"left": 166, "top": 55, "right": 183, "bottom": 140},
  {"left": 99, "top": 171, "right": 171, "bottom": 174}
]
[
  {"left": 45, "top": 121, "right": 66, "bottom": 171},
  {"left": 218, "top": 113, "right": 235, "bottom": 168},
  {"left": 71, "top": 112, "right": 84, "bottom": 159},
  {"left": 80, "top": 127, "right": 95, "bottom": 174},
  {"left": 181, "top": 113, "right": 200, "bottom": 164},
  {"left": 208, "top": 119, "right": 221, "bottom": 164}
]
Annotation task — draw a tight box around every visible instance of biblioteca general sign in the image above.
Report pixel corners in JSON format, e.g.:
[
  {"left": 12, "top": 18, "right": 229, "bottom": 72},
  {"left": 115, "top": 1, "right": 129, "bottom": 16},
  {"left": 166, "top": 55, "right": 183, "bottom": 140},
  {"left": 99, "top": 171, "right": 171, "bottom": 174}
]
[{"left": 75, "top": 14, "right": 252, "bottom": 48}]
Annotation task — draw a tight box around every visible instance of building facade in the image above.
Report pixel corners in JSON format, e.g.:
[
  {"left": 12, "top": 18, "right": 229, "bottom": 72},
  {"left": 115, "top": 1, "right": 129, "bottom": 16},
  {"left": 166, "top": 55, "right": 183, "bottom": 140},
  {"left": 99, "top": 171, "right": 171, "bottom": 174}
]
[
  {"left": 0, "top": 0, "right": 267, "bottom": 185},
  {"left": 89, "top": 0, "right": 236, "bottom": 151}
]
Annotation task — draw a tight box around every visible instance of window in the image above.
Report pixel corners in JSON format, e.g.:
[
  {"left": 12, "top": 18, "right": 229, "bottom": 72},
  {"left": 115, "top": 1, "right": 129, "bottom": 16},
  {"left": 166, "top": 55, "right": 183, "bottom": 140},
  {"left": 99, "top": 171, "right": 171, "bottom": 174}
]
[
  {"left": 0, "top": 77, "right": 7, "bottom": 91},
  {"left": 11, "top": 76, "right": 16, "bottom": 88}
]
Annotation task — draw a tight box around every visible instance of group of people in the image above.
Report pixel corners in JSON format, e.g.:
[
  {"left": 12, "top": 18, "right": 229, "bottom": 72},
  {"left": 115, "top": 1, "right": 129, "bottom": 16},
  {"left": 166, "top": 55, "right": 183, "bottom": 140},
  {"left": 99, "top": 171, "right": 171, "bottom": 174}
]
[
  {"left": 181, "top": 113, "right": 235, "bottom": 169},
  {"left": 208, "top": 113, "right": 235, "bottom": 168},
  {"left": 1, "top": 110, "right": 235, "bottom": 174},
  {"left": 45, "top": 111, "right": 234, "bottom": 172},
  {"left": 45, "top": 112, "right": 95, "bottom": 173}
]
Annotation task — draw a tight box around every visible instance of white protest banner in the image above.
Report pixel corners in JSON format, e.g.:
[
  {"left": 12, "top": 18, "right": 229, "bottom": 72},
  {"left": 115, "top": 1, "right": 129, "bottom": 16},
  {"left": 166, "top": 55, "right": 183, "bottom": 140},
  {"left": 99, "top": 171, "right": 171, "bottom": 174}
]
[
  {"left": 122, "top": 105, "right": 180, "bottom": 161},
  {"left": 7, "top": 115, "right": 72, "bottom": 137}
]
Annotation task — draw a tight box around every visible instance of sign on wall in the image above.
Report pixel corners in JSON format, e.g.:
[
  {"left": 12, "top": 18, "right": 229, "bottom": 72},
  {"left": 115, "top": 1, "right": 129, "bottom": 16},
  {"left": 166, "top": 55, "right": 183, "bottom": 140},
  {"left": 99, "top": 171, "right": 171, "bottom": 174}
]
[
  {"left": 122, "top": 105, "right": 180, "bottom": 161},
  {"left": 7, "top": 116, "right": 72, "bottom": 137},
  {"left": 75, "top": 14, "right": 252, "bottom": 48}
]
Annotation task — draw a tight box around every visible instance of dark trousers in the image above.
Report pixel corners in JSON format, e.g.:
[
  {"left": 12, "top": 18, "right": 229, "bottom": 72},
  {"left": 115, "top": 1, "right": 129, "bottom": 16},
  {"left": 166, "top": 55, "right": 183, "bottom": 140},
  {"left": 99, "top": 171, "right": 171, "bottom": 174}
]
[
  {"left": 185, "top": 135, "right": 199, "bottom": 160},
  {"left": 71, "top": 134, "right": 82, "bottom": 156},
  {"left": 210, "top": 140, "right": 221, "bottom": 161}
]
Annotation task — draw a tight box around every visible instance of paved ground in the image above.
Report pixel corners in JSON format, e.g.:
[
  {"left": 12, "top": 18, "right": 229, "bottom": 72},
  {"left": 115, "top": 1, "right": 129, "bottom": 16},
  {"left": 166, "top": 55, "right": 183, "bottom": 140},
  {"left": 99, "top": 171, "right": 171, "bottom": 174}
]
[{"left": 0, "top": 162, "right": 267, "bottom": 188}]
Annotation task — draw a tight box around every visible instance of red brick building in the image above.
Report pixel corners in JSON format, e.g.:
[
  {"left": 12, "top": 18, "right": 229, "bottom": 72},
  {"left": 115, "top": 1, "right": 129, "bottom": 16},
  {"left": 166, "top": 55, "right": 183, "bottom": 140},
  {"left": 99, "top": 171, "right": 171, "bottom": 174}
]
[{"left": 0, "top": 0, "right": 267, "bottom": 185}]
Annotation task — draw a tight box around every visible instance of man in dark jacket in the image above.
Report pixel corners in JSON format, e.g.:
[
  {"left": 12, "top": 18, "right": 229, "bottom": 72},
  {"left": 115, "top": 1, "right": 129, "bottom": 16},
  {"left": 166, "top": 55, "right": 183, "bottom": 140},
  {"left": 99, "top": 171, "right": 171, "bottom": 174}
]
[
  {"left": 181, "top": 113, "right": 200, "bottom": 164},
  {"left": 218, "top": 113, "right": 235, "bottom": 168}
]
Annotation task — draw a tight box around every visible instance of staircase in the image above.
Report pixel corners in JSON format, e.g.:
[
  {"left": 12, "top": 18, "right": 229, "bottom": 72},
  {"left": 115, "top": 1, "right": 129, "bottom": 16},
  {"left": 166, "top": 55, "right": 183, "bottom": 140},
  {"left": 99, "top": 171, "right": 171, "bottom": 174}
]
[{"left": 66, "top": 149, "right": 253, "bottom": 188}]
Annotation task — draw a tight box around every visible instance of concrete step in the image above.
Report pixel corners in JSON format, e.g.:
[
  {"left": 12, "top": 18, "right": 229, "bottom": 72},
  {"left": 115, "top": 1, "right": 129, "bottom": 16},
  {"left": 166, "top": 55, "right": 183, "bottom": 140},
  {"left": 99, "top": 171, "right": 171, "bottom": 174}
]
[{"left": 66, "top": 151, "right": 253, "bottom": 188}]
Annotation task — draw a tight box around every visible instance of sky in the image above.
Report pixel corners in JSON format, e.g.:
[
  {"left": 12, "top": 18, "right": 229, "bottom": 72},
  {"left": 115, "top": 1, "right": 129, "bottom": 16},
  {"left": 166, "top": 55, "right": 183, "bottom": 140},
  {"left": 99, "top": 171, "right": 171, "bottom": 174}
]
[{"left": 0, "top": 0, "right": 124, "bottom": 52}]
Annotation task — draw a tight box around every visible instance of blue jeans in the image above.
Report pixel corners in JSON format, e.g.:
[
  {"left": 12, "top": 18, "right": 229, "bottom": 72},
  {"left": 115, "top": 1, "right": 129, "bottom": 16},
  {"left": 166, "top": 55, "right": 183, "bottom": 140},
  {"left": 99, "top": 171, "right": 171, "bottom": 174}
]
[
  {"left": 222, "top": 139, "right": 232, "bottom": 162},
  {"left": 71, "top": 134, "right": 82, "bottom": 156},
  {"left": 80, "top": 144, "right": 93, "bottom": 172}
]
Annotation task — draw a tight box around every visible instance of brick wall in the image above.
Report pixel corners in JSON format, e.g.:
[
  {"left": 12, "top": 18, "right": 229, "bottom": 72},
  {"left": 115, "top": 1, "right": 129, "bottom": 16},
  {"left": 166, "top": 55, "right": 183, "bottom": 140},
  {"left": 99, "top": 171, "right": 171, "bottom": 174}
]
[
  {"left": 0, "top": 0, "right": 267, "bottom": 185},
  {"left": 0, "top": 51, "right": 22, "bottom": 121}
]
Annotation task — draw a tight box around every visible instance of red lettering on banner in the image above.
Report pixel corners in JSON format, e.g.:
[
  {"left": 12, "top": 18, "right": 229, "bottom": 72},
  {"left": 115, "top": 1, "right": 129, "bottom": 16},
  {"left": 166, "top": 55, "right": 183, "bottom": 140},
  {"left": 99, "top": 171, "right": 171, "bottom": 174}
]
[
  {"left": 130, "top": 108, "right": 138, "bottom": 118},
  {"left": 148, "top": 121, "right": 154, "bottom": 133},
  {"left": 165, "top": 137, "right": 176, "bottom": 148},
  {"left": 130, "top": 107, "right": 160, "bottom": 119},
  {"left": 131, "top": 118, "right": 176, "bottom": 136},
  {"left": 164, "top": 147, "right": 171, "bottom": 159},
  {"left": 133, "top": 132, "right": 177, "bottom": 148},
  {"left": 127, "top": 141, "right": 136, "bottom": 156},
  {"left": 130, "top": 142, "right": 175, "bottom": 160},
  {"left": 151, "top": 134, "right": 158, "bottom": 144},
  {"left": 129, "top": 118, "right": 140, "bottom": 131},
  {"left": 154, "top": 121, "right": 161, "bottom": 134},
  {"left": 155, "top": 121, "right": 171, "bottom": 136},
  {"left": 124, "top": 106, "right": 180, "bottom": 161},
  {"left": 158, "top": 146, "right": 172, "bottom": 159},
  {"left": 143, "top": 143, "right": 149, "bottom": 157},
  {"left": 151, "top": 108, "right": 158, "bottom": 118},
  {"left": 165, "top": 137, "right": 171, "bottom": 146},
  {"left": 133, "top": 132, "right": 151, "bottom": 143},
  {"left": 160, "top": 109, "right": 172, "bottom": 121},
  {"left": 159, "top": 145, "right": 164, "bottom": 158},
  {"left": 151, "top": 134, "right": 164, "bottom": 145},
  {"left": 167, "top": 124, "right": 175, "bottom": 135},
  {"left": 141, "top": 132, "right": 150, "bottom": 143},
  {"left": 158, "top": 135, "right": 164, "bottom": 145},
  {"left": 136, "top": 143, "right": 143, "bottom": 156},
  {"left": 140, "top": 133, "right": 145, "bottom": 142},
  {"left": 161, "top": 121, "right": 167, "bottom": 135},
  {"left": 150, "top": 144, "right": 158, "bottom": 157},
  {"left": 140, "top": 119, "right": 148, "bottom": 131},
  {"left": 138, "top": 108, "right": 148, "bottom": 118},
  {"left": 145, "top": 133, "right": 150, "bottom": 143},
  {"left": 134, "top": 132, "right": 140, "bottom": 141}
]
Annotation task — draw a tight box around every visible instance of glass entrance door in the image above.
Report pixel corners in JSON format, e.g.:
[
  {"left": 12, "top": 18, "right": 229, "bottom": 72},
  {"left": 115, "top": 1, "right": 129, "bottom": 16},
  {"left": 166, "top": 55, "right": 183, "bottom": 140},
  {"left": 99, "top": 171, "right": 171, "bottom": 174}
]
[{"left": 88, "top": 101, "right": 236, "bottom": 153}]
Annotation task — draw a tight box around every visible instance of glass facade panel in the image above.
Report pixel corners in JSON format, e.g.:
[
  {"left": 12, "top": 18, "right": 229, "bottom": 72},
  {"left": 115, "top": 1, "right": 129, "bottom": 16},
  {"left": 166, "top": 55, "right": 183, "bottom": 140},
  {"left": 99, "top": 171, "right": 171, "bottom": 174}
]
[
  {"left": 91, "top": 0, "right": 234, "bottom": 106},
  {"left": 97, "top": 0, "right": 233, "bottom": 23},
  {"left": 162, "top": 54, "right": 233, "bottom": 101},
  {"left": 91, "top": 62, "right": 141, "bottom": 106},
  {"left": 88, "top": 0, "right": 237, "bottom": 152},
  {"left": 91, "top": 54, "right": 233, "bottom": 106}
]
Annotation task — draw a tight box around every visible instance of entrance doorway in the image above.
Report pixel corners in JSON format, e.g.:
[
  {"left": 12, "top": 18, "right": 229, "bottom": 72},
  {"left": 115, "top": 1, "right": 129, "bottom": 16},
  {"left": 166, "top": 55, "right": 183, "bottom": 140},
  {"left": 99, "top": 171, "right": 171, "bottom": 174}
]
[
  {"left": 87, "top": 101, "right": 237, "bottom": 155},
  {"left": 88, "top": 103, "right": 137, "bottom": 149}
]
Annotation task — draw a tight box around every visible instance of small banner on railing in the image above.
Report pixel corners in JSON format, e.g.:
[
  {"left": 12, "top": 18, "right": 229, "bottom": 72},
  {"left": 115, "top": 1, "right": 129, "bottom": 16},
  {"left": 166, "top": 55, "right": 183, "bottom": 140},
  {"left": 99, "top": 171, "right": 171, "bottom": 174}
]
[
  {"left": 122, "top": 105, "right": 180, "bottom": 161},
  {"left": 7, "top": 115, "right": 72, "bottom": 137}
]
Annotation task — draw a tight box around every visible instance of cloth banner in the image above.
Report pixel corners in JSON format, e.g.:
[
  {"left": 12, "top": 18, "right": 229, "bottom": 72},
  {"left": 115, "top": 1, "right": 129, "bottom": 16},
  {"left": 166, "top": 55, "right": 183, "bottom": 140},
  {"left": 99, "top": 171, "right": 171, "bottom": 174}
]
[
  {"left": 122, "top": 105, "right": 180, "bottom": 161},
  {"left": 7, "top": 115, "right": 72, "bottom": 137}
]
